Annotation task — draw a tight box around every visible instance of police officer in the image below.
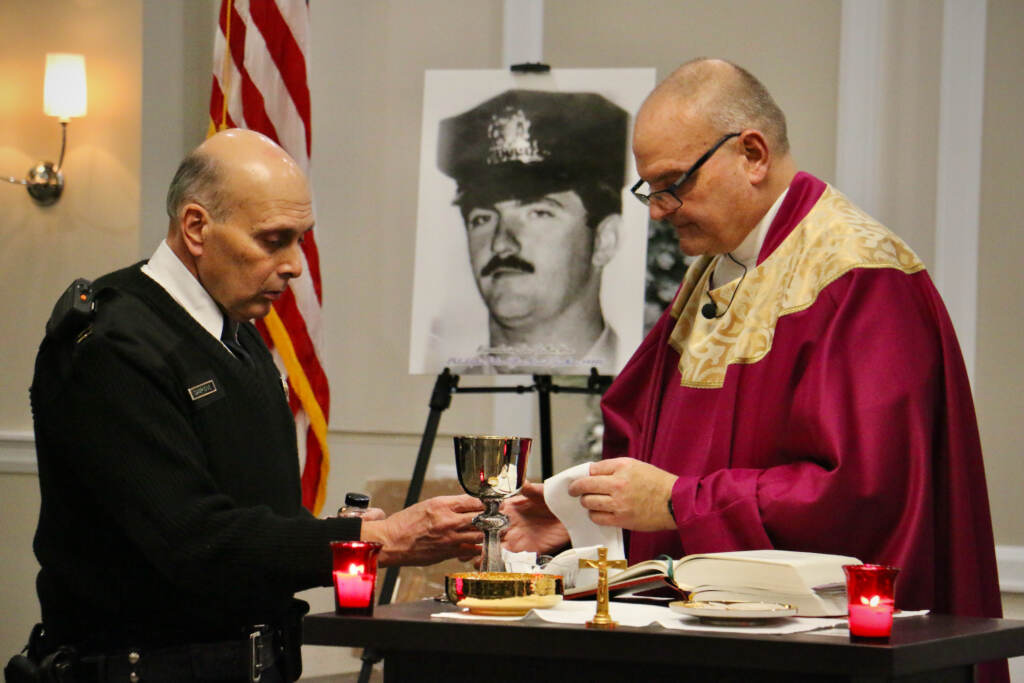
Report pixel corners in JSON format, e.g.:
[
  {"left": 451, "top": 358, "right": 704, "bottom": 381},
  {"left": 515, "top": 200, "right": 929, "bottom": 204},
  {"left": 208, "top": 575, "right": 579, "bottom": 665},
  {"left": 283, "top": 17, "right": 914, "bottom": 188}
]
[
  {"left": 26, "top": 129, "right": 482, "bottom": 682},
  {"left": 436, "top": 89, "right": 629, "bottom": 374}
]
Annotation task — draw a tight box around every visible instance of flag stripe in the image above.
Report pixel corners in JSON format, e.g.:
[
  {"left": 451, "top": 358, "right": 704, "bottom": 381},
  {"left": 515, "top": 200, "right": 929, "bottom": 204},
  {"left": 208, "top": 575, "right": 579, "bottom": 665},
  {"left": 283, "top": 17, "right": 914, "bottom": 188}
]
[
  {"left": 255, "top": 279, "right": 330, "bottom": 511},
  {"left": 274, "top": 0, "right": 310, "bottom": 52},
  {"left": 210, "top": 0, "right": 330, "bottom": 515},
  {"left": 226, "top": 7, "right": 282, "bottom": 141},
  {"left": 299, "top": 231, "right": 323, "bottom": 304},
  {"left": 291, "top": 388, "right": 309, "bottom": 481},
  {"left": 302, "top": 425, "right": 325, "bottom": 511},
  {"left": 216, "top": 0, "right": 234, "bottom": 125},
  {"left": 249, "top": 0, "right": 311, "bottom": 157},
  {"left": 214, "top": 29, "right": 246, "bottom": 132},
  {"left": 208, "top": 82, "right": 225, "bottom": 130},
  {"left": 263, "top": 306, "right": 330, "bottom": 467},
  {"left": 208, "top": 80, "right": 240, "bottom": 131},
  {"left": 270, "top": 286, "right": 330, "bottom": 412},
  {"left": 286, "top": 252, "right": 323, "bottom": 344},
  {"left": 242, "top": 7, "right": 309, "bottom": 170}
]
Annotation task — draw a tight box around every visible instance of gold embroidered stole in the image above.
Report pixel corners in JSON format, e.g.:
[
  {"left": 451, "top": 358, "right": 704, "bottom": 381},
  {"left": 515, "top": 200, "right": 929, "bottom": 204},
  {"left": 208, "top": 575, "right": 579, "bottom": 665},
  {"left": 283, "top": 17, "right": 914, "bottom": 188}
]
[{"left": 667, "top": 185, "right": 925, "bottom": 388}]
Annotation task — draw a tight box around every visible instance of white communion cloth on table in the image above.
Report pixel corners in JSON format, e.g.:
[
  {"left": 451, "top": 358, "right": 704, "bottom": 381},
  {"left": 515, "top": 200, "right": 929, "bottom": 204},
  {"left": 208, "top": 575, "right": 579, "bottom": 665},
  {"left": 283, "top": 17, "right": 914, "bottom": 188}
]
[{"left": 432, "top": 600, "right": 850, "bottom": 635}]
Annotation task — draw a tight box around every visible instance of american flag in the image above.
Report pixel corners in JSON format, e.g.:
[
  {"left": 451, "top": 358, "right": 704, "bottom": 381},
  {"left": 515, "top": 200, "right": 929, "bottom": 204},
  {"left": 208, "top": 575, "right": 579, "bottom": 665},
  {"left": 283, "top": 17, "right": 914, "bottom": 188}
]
[{"left": 208, "top": 0, "right": 330, "bottom": 515}]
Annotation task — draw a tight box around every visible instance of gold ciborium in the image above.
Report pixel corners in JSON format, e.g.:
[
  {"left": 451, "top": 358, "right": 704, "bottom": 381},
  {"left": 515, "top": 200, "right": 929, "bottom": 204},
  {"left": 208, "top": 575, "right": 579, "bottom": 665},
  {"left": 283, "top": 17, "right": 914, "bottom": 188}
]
[
  {"left": 445, "top": 572, "right": 563, "bottom": 616},
  {"left": 453, "top": 435, "right": 531, "bottom": 573}
]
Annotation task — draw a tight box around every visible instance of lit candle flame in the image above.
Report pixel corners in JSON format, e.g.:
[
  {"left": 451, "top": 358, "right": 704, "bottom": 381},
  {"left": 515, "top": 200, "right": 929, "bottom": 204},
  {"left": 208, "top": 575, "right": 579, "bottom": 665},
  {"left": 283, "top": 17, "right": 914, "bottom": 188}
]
[
  {"left": 345, "top": 563, "right": 366, "bottom": 574},
  {"left": 860, "top": 595, "right": 881, "bottom": 607}
]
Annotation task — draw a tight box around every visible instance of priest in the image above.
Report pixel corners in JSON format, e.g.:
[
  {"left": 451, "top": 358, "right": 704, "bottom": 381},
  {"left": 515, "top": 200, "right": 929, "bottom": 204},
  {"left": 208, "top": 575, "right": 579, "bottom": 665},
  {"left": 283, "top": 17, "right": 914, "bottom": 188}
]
[{"left": 504, "top": 57, "right": 1005, "bottom": 681}]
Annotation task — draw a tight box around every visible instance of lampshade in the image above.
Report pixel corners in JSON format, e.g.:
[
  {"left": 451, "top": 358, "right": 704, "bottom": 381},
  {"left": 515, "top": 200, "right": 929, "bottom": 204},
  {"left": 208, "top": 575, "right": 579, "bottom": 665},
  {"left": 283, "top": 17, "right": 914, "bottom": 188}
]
[{"left": 43, "top": 53, "right": 87, "bottom": 120}]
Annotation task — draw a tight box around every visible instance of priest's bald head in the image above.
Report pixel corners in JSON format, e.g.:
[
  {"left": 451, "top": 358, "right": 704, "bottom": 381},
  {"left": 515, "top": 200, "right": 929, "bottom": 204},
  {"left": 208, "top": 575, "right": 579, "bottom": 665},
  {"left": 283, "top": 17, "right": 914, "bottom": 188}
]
[
  {"left": 163, "top": 128, "right": 314, "bottom": 322},
  {"left": 631, "top": 58, "right": 797, "bottom": 257}
]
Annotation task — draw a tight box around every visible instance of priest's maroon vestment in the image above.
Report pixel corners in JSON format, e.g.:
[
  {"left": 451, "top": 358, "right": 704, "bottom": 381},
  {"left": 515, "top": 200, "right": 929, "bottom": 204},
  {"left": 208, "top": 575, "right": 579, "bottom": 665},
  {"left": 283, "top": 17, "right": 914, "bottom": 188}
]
[{"left": 602, "top": 173, "right": 1002, "bottom": 626}]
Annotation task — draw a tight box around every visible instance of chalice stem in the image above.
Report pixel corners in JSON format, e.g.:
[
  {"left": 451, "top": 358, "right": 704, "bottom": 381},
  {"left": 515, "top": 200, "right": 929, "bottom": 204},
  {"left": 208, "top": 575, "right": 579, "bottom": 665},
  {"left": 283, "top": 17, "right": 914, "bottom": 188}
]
[
  {"left": 482, "top": 526, "right": 503, "bottom": 572},
  {"left": 476, "top": 500, "right": 508, "bottom": 573}
]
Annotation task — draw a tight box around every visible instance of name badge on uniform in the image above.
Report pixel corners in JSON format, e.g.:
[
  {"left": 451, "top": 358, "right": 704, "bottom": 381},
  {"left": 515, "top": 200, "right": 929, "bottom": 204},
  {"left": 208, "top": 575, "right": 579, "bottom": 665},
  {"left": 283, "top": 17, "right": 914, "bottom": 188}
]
[
  {"left": 186, "top": 374, "right": 225, "bottom": 409},
  {"left": 188, "top": 379, "right": 218, "bottom": 401}
]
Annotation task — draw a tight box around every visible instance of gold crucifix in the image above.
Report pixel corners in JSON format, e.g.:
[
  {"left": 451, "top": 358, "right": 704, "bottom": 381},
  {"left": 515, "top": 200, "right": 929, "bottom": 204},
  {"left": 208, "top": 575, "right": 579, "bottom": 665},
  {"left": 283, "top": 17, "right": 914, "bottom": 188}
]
[{"left": 580, "top": 546, "right": 627, "bottom": 629}]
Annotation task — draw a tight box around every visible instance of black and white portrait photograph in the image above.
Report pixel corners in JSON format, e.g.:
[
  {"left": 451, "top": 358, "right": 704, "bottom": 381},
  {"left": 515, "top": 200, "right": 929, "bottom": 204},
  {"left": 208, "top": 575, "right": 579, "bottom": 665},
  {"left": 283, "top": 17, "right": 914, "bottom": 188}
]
[{"left": 408, "top": 68, "right": 655, "bottom": 375}]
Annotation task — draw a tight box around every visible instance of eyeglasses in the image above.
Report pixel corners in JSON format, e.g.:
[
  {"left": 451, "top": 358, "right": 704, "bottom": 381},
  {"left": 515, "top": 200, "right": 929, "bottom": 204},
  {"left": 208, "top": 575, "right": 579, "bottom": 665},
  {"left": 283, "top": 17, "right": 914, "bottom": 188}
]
[{"left": 630, "top": 132, "right": 741, "bottom": 212}]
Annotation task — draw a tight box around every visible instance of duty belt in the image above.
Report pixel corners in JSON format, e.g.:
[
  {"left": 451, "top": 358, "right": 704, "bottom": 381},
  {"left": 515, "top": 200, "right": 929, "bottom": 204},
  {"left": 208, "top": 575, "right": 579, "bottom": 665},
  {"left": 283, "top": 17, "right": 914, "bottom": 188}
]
[{"left": 76, "top": 625, "right": 277, "bottom": 683}]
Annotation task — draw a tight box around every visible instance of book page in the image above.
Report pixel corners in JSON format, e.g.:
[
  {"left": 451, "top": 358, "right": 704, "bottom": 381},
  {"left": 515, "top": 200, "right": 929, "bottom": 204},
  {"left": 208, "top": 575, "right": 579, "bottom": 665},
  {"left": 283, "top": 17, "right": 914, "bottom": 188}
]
[{"left": 673, "top": 550, "right": 860, "bottom": 595}]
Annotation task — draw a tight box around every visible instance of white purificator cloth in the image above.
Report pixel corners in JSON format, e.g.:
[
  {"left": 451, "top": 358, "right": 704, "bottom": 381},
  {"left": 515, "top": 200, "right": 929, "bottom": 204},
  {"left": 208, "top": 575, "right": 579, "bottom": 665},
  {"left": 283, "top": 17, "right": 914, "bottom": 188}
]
[{"left": 541, "top": 462, "right": 625, "bottom": 586}]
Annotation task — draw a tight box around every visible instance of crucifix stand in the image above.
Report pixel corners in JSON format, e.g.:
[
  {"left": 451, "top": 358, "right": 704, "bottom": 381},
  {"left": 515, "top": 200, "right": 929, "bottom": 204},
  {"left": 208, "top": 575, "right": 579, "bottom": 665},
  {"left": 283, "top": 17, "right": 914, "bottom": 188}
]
[{"left": 579, "top": 546, "right": 627, "bottom": 629}]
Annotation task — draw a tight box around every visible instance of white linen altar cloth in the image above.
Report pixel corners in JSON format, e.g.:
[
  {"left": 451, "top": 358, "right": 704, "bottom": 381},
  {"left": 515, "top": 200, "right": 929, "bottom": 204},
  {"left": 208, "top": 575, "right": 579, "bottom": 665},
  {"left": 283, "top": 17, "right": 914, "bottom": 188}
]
[{"left": 432, "top": 600, "right": 847, "bottom": 635}]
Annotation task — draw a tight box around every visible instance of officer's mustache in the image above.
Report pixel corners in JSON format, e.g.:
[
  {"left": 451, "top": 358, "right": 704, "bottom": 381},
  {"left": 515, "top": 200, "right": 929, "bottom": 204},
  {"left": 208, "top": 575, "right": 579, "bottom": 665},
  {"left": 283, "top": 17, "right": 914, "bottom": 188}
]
[{"left": 481, "top": 255, "right": 536, "bottom": 278}]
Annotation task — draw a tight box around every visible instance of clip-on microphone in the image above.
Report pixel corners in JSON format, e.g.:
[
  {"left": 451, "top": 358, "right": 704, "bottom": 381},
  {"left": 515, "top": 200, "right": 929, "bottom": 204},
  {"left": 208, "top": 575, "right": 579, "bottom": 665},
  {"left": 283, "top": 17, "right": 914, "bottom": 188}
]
[{"left": 701, "top": 253, "right": 748, "bottom": 321}]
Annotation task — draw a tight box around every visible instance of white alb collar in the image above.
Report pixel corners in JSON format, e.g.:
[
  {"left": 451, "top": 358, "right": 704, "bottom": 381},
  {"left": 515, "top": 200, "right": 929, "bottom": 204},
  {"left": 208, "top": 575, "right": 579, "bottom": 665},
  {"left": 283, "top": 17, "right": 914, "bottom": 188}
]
[{"left": 713, "top": 188, "right": 789, "bottom": 287}]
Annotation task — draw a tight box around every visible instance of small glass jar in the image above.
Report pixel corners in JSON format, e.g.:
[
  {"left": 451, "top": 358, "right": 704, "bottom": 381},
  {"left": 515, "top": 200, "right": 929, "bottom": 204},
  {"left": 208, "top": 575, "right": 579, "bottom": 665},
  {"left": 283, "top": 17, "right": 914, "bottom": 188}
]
[{"left": 337, "top": 492, "right": 371, "bottom": 518}]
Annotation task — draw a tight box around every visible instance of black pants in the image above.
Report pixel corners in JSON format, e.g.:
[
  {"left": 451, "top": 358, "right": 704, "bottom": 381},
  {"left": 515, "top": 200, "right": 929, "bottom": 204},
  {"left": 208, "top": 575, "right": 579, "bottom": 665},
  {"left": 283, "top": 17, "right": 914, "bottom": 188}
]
[
  {"left": 74, "top": 634, "right": 286, "bottom": 683},
  {"left": 73, "top": 661, "right": 288, "bottom": 683}
]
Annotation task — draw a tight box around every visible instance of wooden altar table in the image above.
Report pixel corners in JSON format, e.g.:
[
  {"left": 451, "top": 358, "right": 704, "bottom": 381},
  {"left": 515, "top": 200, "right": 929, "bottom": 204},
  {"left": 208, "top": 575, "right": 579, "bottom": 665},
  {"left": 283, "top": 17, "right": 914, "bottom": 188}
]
[{"left": 304, "top": 599, "right": 1024, "bottom": 682}]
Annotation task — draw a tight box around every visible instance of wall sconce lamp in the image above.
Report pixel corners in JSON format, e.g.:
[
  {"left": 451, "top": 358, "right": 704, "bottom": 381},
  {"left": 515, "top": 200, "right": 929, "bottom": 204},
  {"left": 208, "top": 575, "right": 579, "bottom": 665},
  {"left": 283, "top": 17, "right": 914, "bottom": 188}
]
[{"left": 3, "top": 53, "right": 88, "bottom": 206}]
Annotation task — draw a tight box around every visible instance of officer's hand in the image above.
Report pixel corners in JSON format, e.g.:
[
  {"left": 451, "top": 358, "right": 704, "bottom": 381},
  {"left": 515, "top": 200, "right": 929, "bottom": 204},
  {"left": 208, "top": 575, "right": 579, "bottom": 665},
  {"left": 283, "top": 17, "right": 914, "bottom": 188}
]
[
  {"left": 361, "top": 495, "right": 484, "bottom": 567},
  {"left": 567, "top": 458, "right": 678, "bottom": 532}
]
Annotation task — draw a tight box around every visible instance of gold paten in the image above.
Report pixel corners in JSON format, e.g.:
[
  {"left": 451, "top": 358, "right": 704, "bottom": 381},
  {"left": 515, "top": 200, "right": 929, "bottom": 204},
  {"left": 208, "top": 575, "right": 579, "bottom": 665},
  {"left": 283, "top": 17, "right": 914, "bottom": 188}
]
[{"left": 446, "top": 572, "right": 564, "bottom": 616}]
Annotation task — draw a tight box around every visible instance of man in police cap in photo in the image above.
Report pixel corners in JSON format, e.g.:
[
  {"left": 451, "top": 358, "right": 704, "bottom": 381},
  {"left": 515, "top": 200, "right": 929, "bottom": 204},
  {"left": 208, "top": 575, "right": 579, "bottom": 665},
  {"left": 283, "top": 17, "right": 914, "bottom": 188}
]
[{"left": 436, "top": 89, "right": 628, "bottom": 374}]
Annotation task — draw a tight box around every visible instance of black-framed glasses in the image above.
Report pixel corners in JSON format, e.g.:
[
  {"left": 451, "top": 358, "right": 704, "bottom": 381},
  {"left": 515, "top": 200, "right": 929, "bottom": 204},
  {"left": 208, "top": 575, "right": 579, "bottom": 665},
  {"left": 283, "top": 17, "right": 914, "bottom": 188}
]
[{"left": 630, "top": 132, "right": 741, "bottom": 212}]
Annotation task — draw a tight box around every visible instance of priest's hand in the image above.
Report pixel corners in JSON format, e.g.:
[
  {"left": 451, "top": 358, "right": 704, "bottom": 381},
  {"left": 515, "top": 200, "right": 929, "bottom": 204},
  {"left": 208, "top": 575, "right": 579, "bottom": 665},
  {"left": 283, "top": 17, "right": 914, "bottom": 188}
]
[
  {"left": 568, "top": 458, "right": 678, "bottom": 532},
  {"left": 361, "top": 494, "right": 484, "bottom": 567},
  {"left": 500, "top": 482, "right": 570, "bottom": 554}
]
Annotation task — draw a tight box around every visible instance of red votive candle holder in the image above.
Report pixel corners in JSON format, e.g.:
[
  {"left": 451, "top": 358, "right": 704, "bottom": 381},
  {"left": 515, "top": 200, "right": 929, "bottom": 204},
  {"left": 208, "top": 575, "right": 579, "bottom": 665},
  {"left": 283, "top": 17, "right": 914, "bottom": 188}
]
[
  {"left": 843, "top": 564, "right": 900, "bottom": 638},
  {"left": 331, "top": 541, "right": 382, "bottom": 616}
]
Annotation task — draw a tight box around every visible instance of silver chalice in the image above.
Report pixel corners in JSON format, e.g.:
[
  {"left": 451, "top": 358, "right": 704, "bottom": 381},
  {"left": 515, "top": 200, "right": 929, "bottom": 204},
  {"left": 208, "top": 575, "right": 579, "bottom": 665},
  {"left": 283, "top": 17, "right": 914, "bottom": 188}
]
[{"left": 453, "top": 435, "right": 531, "bottom": 573}]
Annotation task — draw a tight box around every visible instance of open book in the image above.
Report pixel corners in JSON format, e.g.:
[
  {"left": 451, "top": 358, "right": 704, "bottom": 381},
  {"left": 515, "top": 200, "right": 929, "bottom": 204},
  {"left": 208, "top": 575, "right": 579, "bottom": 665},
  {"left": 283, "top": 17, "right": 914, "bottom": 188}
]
[{"left": 566, "top": 549, "right": 860, "bottom": 616}]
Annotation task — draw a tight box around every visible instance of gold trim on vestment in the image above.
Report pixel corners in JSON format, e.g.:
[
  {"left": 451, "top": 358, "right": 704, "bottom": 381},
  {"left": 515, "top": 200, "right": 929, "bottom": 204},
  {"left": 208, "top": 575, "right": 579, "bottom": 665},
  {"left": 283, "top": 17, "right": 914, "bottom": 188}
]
[{"left": 667, "top": 185, "right": 925, "bottom": 389}]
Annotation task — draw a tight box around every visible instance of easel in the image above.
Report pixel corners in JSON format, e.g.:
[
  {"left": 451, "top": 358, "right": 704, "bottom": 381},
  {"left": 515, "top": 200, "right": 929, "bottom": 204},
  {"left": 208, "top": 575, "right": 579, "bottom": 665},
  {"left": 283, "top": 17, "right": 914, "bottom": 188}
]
[
  {"left": 362, "top": 58, "right": 613, "bottom": 682},
  {"left": 382, "top": 59, "right": 616, "bottom": 605}
]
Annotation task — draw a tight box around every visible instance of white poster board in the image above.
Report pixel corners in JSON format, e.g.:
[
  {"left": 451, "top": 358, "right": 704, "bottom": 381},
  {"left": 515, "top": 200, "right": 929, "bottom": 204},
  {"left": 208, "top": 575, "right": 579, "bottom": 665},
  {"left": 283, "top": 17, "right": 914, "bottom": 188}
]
[{"left": 409, "top": 68, "right": 655, "bottom": 375}]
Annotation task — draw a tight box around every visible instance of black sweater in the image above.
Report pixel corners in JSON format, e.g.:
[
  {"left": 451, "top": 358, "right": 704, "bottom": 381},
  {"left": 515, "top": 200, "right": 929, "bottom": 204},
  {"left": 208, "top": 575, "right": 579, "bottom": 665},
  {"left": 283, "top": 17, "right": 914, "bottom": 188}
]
[{"left": 30, "top": 264, "right": 359, "bottom": 650}]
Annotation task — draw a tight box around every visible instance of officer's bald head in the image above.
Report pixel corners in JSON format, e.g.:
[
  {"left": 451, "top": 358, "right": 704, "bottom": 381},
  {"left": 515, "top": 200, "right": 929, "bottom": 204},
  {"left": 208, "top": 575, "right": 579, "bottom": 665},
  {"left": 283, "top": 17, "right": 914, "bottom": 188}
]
[{"left": 165, "top": 129, "right": 308, "bottom": 228}]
